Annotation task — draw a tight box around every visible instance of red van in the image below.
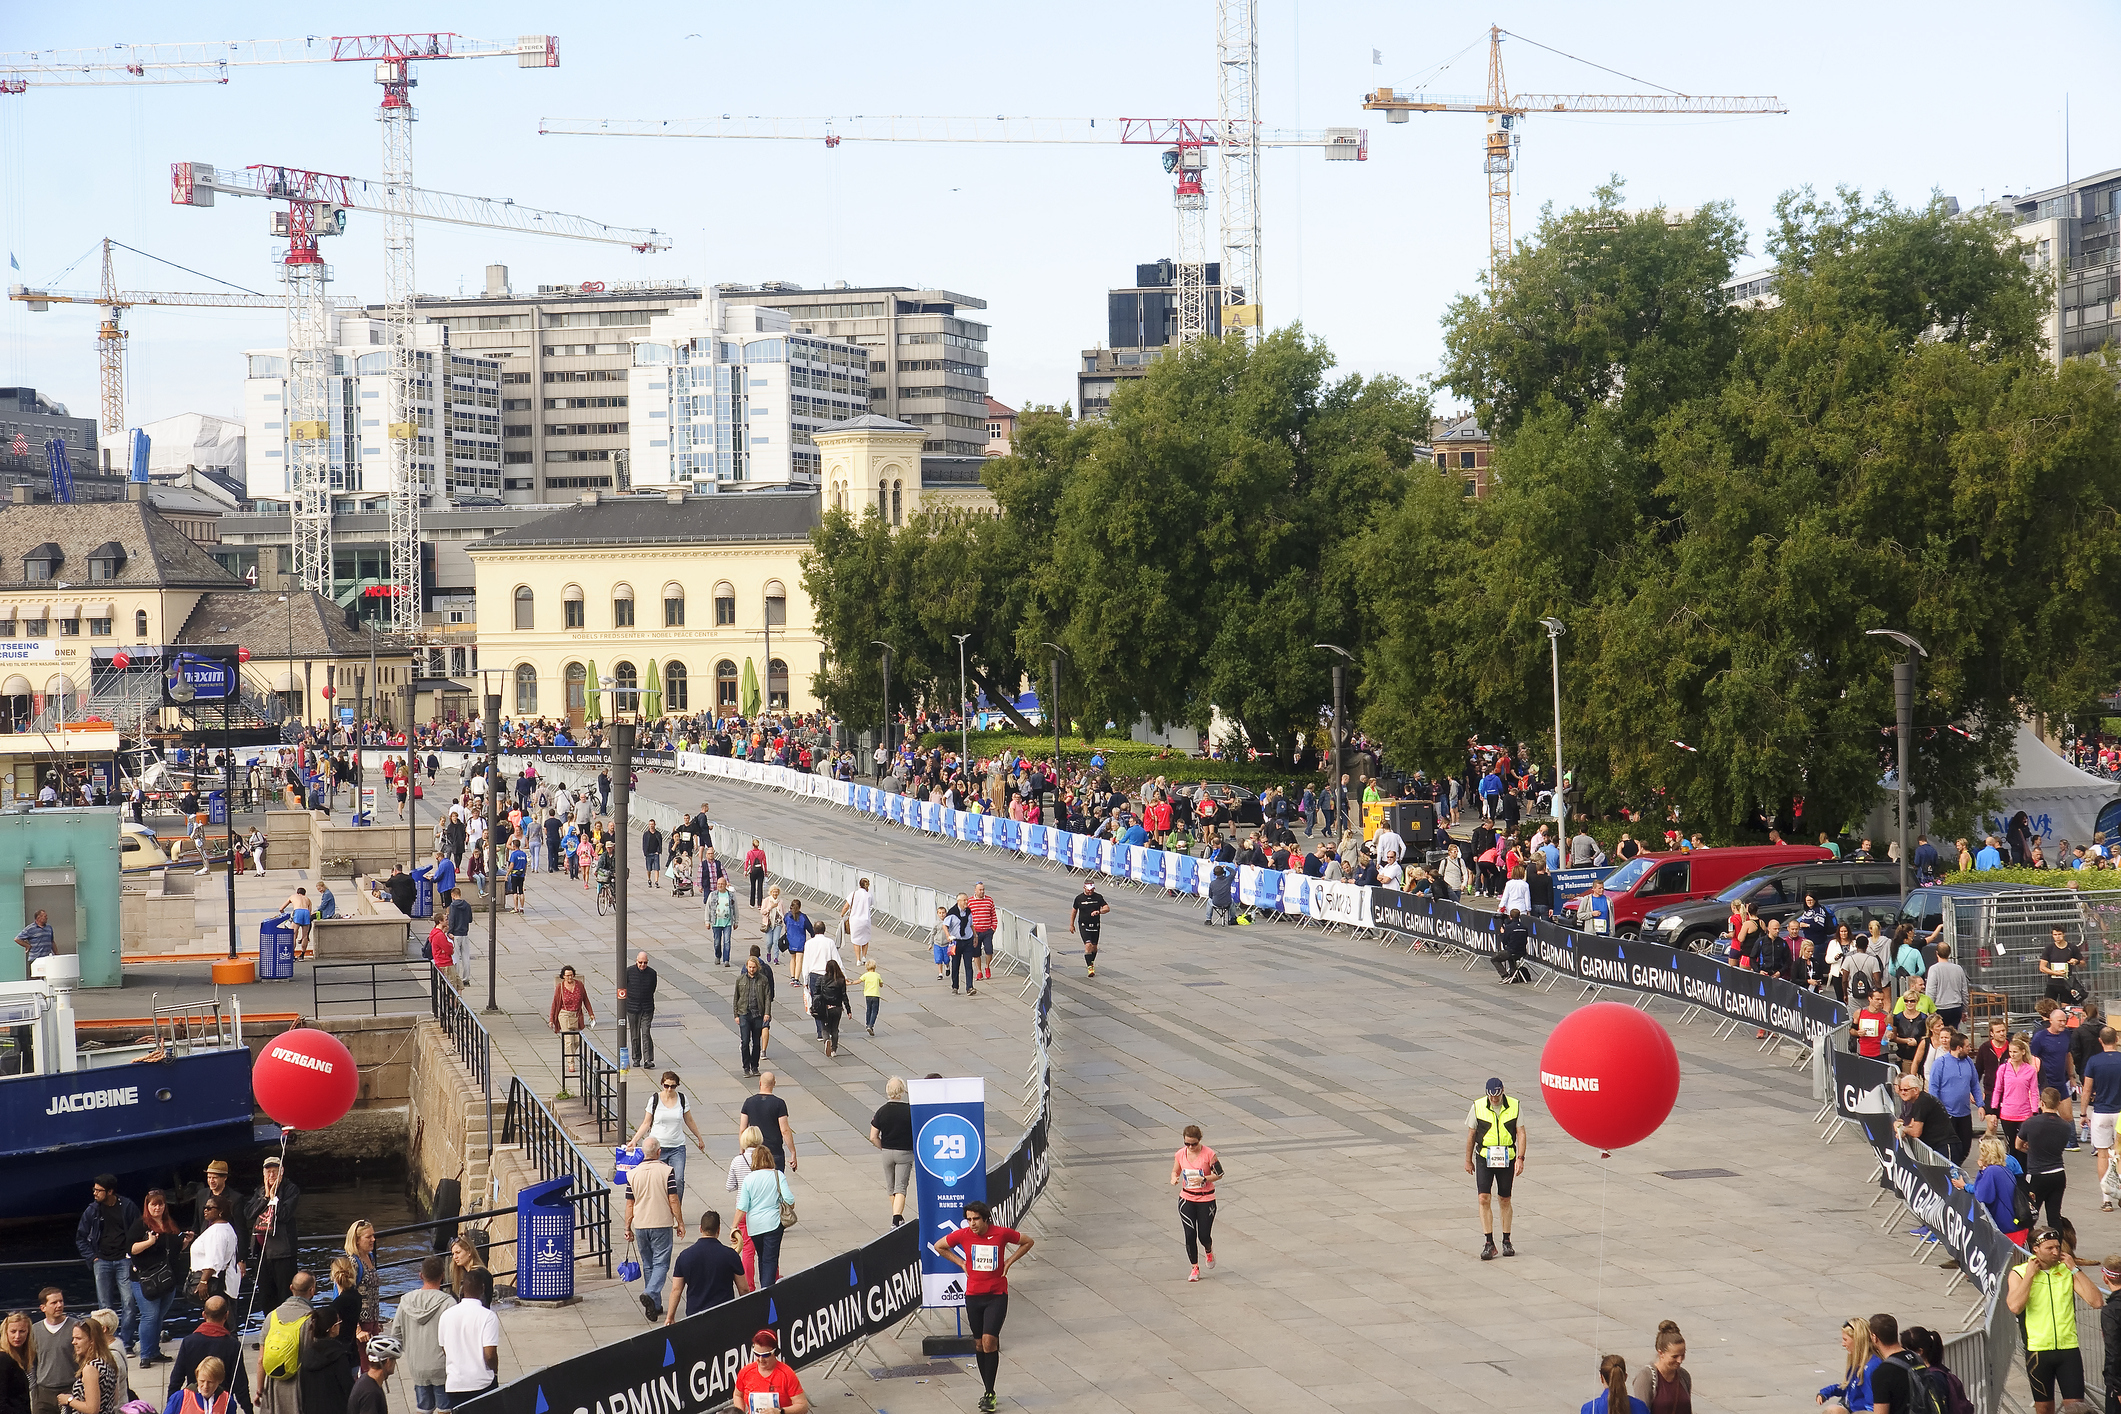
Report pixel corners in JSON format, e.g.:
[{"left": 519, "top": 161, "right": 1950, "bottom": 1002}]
[{"left": 1591, "top": 845, "right": 1835, "bottom": 938}]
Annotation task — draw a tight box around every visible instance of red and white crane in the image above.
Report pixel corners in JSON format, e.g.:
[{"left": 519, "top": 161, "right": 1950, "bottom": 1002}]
[
  {"left": 3, "top": 34, "right": 561, "bottom": 632},
  {"left": 540, "top": 113, "right": 1363, "bottom": 345},
  {"left": 171, "top": 162, "right": 667, "bottom": 599}
]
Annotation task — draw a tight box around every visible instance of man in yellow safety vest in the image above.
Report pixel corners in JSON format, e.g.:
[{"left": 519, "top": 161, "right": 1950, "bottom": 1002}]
[{"left": 1463, "top": 1077, "right": 1527, "bottom": 1261}]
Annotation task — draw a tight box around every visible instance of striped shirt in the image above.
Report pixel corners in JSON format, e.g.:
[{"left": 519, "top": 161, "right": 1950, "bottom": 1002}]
[{"left": 967, "top": 896, "right": 998, "bottom": 932}]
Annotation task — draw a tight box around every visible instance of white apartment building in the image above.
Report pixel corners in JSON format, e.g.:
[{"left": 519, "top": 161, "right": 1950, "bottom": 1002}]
[
  {"left": 241, "top": 315, "right": 502, "bottom": 510},
  {"left": 627, "top": 301, "right": 870, "bottom": 489}
]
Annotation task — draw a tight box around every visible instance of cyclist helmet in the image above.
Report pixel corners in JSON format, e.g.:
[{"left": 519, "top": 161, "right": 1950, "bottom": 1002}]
[{"left": 366, "top": 1336, "right": 403, "bottom": 1363}]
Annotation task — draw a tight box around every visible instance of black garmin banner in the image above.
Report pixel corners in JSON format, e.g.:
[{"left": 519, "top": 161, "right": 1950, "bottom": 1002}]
[
  {"left": 985, "top": 1109, "right": 1052, "bottom": 1233},
  {"left": 1831, "top": 1047, "right": 1900, "bottom": 1123},
  {"left": 1366, "top": 887, "right": 1850, "bottom": 1044},
  {"left": 457, "top": 1222, "right": 922, "bottom": 1414},
  {"left": 1856, "top": 1113, "right": 2024, "bottom": 1325}
]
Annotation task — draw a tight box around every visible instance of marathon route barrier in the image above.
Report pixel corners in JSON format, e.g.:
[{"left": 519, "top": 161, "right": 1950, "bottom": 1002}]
[{"left": 455, "top": 1222, "right": 924, "bottom": 1414}]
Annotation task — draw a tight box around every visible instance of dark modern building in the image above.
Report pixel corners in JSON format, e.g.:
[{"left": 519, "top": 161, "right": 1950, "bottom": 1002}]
[
  {"left": 1078, "top": 260, "right": 1224, "bottom": 421},
  {"left": 0, "top": 388, "right": 109, "bottom": 498}
]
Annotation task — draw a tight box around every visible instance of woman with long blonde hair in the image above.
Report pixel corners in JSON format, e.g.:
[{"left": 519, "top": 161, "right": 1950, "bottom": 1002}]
[{"left": 1816, "top": 1316, "right": 1876, "bottom": 1412}]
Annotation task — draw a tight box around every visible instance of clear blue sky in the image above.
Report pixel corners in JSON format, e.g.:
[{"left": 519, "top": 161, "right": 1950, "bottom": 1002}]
[{"left": 3, "top": 0, "right": 2113, "bottom": 432}]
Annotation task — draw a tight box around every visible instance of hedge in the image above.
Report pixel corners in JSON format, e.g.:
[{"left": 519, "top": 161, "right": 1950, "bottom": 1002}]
[
  {"left": 1939, "top": 867, "right": 2121, "bottom": 890},
  {"left": 912, "top": 731, "right": 1321, "bottom": 791}
]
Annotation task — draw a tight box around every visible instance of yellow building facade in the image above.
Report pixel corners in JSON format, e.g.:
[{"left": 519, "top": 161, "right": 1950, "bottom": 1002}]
[{"left": 466, "top": 487, "right": 823, "bottom": 726}]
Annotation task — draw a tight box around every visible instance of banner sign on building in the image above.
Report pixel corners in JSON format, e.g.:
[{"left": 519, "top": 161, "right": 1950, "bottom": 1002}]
[{"left": 910, "top": 1075, "right": 987, "bottom": 1308}]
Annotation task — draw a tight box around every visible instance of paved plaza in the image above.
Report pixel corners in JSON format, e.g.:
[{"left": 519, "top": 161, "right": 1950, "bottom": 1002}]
[{"left": 81, "top": 773, "right": 2101, "bottom": 1411}]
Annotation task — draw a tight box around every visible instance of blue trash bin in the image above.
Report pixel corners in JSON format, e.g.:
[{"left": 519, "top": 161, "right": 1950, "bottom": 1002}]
[
  {"left": 411, "top": 864, "right": 435, "bottom": 920},
  {"left": 516, "top": 1176, "right": 576, "bottom": 1302},
  {"left": 258, "top": 913, "right": 294, "bottom": 981},
  {"left": 207, "top": 791, "right": 228, "bottom": 827}
]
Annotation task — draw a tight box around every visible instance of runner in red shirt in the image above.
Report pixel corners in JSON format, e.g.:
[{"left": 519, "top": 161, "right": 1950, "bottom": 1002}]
[
  {"left": 934, "top": 1200, "right": 1034, "bottom": 1413},
  {"left": 1855, "top": 999, "right": 1891, "bottom": 1059},
  {"left": 730, "top": 1330, "right": 807, "bottom": 1413}
]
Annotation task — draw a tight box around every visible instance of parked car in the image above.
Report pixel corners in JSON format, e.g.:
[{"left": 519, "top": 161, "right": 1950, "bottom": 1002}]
[
  {"left": 1582, "top": 844, "right": 1835, "bottom": 938},
  {"left": 1641, "top": 860, "right": 1904, "bottom": 952},
  {"left": 1893, "top": 882, "right": 2101, "bottom": 1013}
]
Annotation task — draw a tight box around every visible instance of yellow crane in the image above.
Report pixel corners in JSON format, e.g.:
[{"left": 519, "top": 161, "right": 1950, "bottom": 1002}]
[
  {"left": 1364, "top": 26, "right": 1786, "bottom": 294},
  {"left": 8, "top": 237, "right": 358, "bottom": 437}
]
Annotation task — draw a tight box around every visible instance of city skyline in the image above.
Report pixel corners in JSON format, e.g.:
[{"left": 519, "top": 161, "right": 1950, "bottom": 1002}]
[{"left": 1, "top": 0, "right": 2112, "bottom": 434}]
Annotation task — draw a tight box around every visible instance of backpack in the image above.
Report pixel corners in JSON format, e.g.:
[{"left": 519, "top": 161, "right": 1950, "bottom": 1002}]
[
  {"left": 260, "top": 1308, "right": 309, "bottom": 1381},
  {"left": 1884, "top": 1351, "right": 1952, "bottom": 1414}
]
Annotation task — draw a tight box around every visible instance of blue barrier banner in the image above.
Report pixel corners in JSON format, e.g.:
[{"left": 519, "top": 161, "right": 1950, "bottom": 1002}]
[
  {"left": 999, "top": 819, "right": 1018, "bottom": 851},
  {"left": 923, "top": 802, "right": 943, "bottom": 834},
  {"left": 1125, "top": 844, "right": 1146, "bottom": 884},
  {"left": 910, "top": 1076, "right": 987, "bottom": 1308},
  {"left": 1236, "top": 865, "right": 1260, "bottom": 907},
  {"left": 1045, "top": 828, "right": 1067, "bottom": 863},
  {"left": 982, "top": 816, "right": 1001, "bottom": 849},
  {"left": 1023, "top": 823, "right": 1044, "bottom": 856},
  {"left": 1076, "top": 835, "right": 1100, "bottom": 870},
  {"left": 1282, "top": 871, "right": 1309, "bottom": 917},
  {"left": 1097, "top": 839, "right": 1119, "bottom": 876},
  {"left": 1254, "top": 868, "right": 1282, "bottom": 911},
  {"left": 1174, "top": 853, "right": 1200, "bottom": 895}
]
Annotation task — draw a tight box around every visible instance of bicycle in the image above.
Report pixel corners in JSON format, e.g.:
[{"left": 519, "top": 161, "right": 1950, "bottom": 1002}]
[{"left": 595, "top": 871, "right": 616, "bottom": 916}]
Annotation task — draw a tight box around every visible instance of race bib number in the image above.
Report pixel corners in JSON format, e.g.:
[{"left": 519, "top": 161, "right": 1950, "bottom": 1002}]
[
  {"left": 1485, "top": 1145, "right": 1512, "bottom": 1168},
  {"left": 1859, "top": 1017, "right": 1881, "bottom": 1038},
  {"left": 969, "top": 1244, "right": 1000, "bottom": 1273},
  {"left": 1183, "top": 1169, "right": 1205, "bottom": 1190},
  {"left": 748, "top": 1394, "right": 779, "bottom": 1412}
]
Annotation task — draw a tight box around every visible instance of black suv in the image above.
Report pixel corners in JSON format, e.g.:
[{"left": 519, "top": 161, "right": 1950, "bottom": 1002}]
[{"left": 1639, "top": 861, "right": 1906, "bottom": 952}]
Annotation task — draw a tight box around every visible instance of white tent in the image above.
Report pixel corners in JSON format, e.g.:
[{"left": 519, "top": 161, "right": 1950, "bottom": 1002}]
[{"left": 1982, "top": 723, "right": 2121, "bottom": 852}]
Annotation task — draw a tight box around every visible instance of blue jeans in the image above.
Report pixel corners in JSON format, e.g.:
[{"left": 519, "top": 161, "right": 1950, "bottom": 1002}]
[
  {"left": 414, "top": 1385, "right": 455, "bottom": 1410},
  {"left": 131, "top": 1278, "right": 173, "bottom": 1359},
  {"left": 751, "top": 1225, "right": 785, "bottom": 1288},
  {"left": 92, "top": 1259, "right": 137, "bottom": 1347},
  {"left": 713, "top": 926, "right": 733, "bottom": 963},
  {"left": 864, "top": 997, "right": 879, "bottom": 1029},
  {"left": 636, "top": 1226, "right": 674, "bottom": 1311}
]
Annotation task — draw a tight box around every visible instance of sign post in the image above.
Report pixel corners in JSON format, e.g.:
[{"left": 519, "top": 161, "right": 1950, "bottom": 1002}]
[{"left": 910, "top": 1076, "right": 986, "bottom": 1311}]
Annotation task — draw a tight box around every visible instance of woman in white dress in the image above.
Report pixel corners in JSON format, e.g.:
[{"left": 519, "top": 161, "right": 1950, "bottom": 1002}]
[{"left": 842, "top": 877, "right": 874, "bottom": 966}]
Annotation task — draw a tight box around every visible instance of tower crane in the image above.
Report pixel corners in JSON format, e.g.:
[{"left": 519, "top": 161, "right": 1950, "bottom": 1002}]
[
  {"left": 539, "top": 114, "right": 1365, "bottom": 345},
  {"left": 2, "top": 34, "right": 562, "bottom": 636},
  {"left": 9, "top": 237, "right": 361, "bottom": 438},
  {"left": 171, "top": 161, "right": 668, "bottom": 601},
  {"left": 1363, "top": 26, "right": 1786, "bottom": 295}
]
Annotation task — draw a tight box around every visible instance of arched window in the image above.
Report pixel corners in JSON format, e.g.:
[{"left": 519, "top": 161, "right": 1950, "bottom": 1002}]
[
  {"left": 611, "top": 583, "right": 635, "bottom": 628},
  {"left": 716, "top": 658, "right": 738, "bottom": 707},
  {"left": 767, "top": 658, "right": 788, "bottom": 711},
  {"left": 563, "top": 583, "right": 585, "bottom": 629},
  {"left": 613, "top": 660, "right": 638, "bottom": 712},
  {"left": 133, "top": 608, "right": 148, "bottom": 639},
  {"left": 713, "top": 581, "right": 736, "bottom": 626},
  {"left": 877, "top": 485, "right": 887, "bottom": 520},
  {"left": 763, "top": 580, "right": 787, "bottom": 629},
  {"left": 514, "top": 663, "right": 537, "bottom": 713},
  {"left": 663, "top": 581, "right": 685, "bottom": 628},
  {"left": 891, "top": 480, "right": 902, "bottom": 526},
  {"left": 513, "top": 585, "right": 534, "bottom": 630},
  {"left": 565, "top": 661, "right": 587, "bottom": 713},
  {"left": 664, "top": 660, "right": 689, "bottom": 711}
]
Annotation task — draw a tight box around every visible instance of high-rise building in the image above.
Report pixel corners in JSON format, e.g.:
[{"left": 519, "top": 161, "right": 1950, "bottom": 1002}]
[
  {"left": 241, "top": 316, "right": 502, "bottom": 510},
  {"left": 1985, "top": 171, "right": 2121, "bottom": 364},
  {"left": 712, "top": 283, "right": 991, "bottom": 456},
  {"left": 627, "top": 300, "right": 871, "bottom": 489},
  {"left": 1077, "top": 260, "right": 1222, "bottom": 421},
  {"left": 0, "top": 387, "right": 101, "bottom": 493}
]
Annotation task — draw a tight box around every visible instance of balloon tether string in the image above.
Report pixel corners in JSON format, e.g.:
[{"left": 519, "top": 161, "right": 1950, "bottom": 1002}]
[{"left": 1594, "top": 1148, "right": 1610, "bottom": 1357}]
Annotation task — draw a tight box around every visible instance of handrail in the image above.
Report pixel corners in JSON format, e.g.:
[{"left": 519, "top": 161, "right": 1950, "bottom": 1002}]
[{"left": 499, "top": 1074, "right": 614, "bottom": 1278}]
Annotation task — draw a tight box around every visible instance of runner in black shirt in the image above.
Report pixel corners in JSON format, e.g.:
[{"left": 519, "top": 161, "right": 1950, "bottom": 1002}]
[{"left": 1069, "top": 879, "right": 1111, "bottom": 979}]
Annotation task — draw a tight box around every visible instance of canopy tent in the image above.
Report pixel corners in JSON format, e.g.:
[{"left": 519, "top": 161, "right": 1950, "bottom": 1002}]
[{"left": 1983, "top": 723, "right": 2121, "bottom": 853}]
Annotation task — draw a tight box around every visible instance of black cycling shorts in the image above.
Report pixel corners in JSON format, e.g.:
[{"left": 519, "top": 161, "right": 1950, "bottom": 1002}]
[
  {"left": 2028, "top": 1347, "right": 2084, "bottom": 1404},
  {"left": 1080, "top": 928, "right": 1100, "bottom": 950},
  {"left": 1476, "top": 1161, "right": 1516, "bottom": 1198},
  {"left": 964, "top": 1293, "right": 1009, "bottom": 1339}
]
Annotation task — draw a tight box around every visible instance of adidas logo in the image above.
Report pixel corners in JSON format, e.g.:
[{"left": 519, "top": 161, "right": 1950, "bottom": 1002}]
[{"left": 943, "top": 1279, "right": 964, "bottom": 1298}]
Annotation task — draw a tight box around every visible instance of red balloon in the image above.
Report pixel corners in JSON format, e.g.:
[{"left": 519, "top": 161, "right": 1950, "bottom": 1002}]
[
  {"left": 252, "top": 1027, "right": 358, "bottom": 1132},
  {"left": 1538, "top": 1002, "right": 1681, "bottom": 1151},
  {"left": 110, "top": 651, "right": 130, "bottom": 671}
]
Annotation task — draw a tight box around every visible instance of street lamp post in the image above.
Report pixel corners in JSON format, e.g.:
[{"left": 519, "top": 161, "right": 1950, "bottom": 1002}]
[
  {"left": 481, "top": 685, "right": 501, "bottom": 1013},
  {"left": 952, "top": 633, "right": 971, "bottom": 768},
  {"left": 602, "top": 672, "right": 636, "bottom": 1123},
  {"left": 1313, "top": 644, "right": 1352, "bottom": 829},
  {"left": 870, "top": 642, "right": 894, "bottom": 779},
  {"left": 1867, "top": 628, "right": 1929, "bottom": 895},
  {"left": 1041, "top": 642, "right": 1067, "bottom": 766},
  {"left": 1539, "top": 617, "right": 1567, "bottom": 834},
  {"left": 402, "top": 683, "right": 417, "bottom": 883}
]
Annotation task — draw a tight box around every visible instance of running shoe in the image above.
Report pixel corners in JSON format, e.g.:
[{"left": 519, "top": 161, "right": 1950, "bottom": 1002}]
[
  {"left": 1480, "top": 1238, "right": 1497, "bottom": 1261},
  {"left": 1087, "top": 965, "right": 1095, "bottom": 977},
  {"left": 1188, "top": 1265, "right": 1200, "bottom": 1282},
  {"left": 979, "top": 1395, "right": 998, "bottom": 1413},
  {"left": 1500, "top": 1237, "right": 1516, "bottom": 1258},
  {"left": 1204, "top": 1252, "right": 1214, "bottom": 1269}
]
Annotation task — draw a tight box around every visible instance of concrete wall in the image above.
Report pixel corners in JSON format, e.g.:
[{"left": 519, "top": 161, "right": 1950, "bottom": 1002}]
[
  {"left": 0, "top": 807, "right": 123, "bottom": 987},
  {"left": 313, "top": 817, "right": 415, "bottom": 879},
  {"left": 262, "top": 808, "right": 314, "bottom": 868}
]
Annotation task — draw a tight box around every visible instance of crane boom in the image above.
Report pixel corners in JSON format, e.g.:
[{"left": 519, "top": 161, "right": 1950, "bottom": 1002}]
[
  {"left": 537, "top": 113, "right": 1364, "bottom": 153},
  {"left": 0, "top": 34, "right": 556, "bottom": 88},
  {"left": 172, "top": 163, "right": 670, "bottom": 249}
]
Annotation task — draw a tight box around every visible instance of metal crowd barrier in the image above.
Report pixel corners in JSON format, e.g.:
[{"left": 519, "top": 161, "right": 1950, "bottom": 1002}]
[{"left": 499, "top": 1074, "right": 615, "bottom": 1278}]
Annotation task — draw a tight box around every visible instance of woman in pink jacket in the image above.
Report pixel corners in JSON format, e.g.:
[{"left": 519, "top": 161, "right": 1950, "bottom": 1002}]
[{"left": 1989, "top": 1034, "right": 2040, "bottom": 1151}]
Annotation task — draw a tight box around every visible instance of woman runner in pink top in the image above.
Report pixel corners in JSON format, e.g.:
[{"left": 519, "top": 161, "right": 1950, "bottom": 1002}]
[{"left": 1171, "top": 1124, "right": 1226, "bottom": 1282}]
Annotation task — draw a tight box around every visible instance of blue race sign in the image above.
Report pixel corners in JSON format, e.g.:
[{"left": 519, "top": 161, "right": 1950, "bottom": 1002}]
[
  {"left": 909, "top": 1075, "right": 986, "bottom": 1309},
  {"left": 169, "top": 652, "right": 235, "bottom": 701}
]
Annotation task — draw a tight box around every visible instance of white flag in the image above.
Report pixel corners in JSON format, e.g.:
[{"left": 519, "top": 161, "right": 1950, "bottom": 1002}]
[{"left": 1372, "top": 48, "right": 1382, "bottom": 65}]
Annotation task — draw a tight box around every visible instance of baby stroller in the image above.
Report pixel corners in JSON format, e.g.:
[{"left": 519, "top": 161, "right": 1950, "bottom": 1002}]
[{"left": 667, "top": 857, "right": 696, "bottom": 898}]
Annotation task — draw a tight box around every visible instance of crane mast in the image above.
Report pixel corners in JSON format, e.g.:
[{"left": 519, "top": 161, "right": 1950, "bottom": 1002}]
[
  {"left": 376, "top": 57, "right": 421, "bottom": 636},
  {"left": 1215, "top": 0, "right": 1261, "bottom": 338}
]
